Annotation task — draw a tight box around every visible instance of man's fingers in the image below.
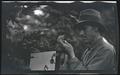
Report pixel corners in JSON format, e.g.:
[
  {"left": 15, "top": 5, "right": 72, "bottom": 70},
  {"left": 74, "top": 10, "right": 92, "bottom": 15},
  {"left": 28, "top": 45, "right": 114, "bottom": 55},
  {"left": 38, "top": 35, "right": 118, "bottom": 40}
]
[
  {"left": 57, "top": 35, "right": 71, "bottom": 47},
  {"left": 60, "top": 40, "right": 67, "bottom": 46},
  {"left": 57, "top": 35, "right": 64, "bottom": 42},
  {"left": 61, "top": 40, "right": 71, "bottom": 48},
  {"left": 64, "top": 40, "right": 71, "bottom": 46},
  {"left": 64, "top": 40, "right": 69, "bottom": 44}
]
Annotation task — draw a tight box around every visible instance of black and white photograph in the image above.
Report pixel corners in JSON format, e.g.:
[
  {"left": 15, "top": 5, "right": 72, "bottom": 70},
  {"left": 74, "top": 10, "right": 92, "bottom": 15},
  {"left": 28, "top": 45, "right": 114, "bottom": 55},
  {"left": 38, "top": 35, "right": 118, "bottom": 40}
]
[{"left": 1, "top": 1, "right": 119, "bottom": 74}]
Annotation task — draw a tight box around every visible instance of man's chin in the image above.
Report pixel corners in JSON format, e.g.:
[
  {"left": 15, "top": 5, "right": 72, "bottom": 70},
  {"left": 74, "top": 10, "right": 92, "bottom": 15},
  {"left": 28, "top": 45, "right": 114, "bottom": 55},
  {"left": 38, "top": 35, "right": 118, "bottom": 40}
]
[
  {"left": 79, "top": 39, "right": 89, "bottom": 43},
  {"left": 83, "top": 40, "right": 90, "bottom": 44}
]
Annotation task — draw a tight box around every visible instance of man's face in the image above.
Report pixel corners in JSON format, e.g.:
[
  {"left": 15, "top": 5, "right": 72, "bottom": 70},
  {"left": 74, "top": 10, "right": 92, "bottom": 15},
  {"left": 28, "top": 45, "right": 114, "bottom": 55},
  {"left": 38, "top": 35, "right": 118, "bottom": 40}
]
[{"left": 76, "top": 25, "right": 98, "bottom": 44}]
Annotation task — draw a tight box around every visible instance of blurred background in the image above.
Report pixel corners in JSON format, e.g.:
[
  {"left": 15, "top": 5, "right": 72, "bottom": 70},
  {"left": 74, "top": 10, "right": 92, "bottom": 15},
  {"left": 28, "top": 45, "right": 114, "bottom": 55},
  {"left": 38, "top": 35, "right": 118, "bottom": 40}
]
[{"left": 1, "top": 1, "right": 119, "bottom": 74}]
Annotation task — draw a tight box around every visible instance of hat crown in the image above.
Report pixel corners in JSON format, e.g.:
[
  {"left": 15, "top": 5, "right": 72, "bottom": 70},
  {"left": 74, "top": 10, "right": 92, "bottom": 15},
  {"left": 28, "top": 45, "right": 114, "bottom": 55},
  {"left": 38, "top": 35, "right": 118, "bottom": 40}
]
[
  {"left": 79, "top": 9, "right": 102, "bottom": 22},
  {"left": 73, "top": 9, "right": 107, "bottom": 33}
]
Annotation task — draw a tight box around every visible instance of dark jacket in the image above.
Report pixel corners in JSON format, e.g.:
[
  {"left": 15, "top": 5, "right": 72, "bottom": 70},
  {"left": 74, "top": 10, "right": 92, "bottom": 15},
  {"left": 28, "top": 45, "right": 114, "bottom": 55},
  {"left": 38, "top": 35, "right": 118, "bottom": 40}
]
[{"left": 59, "top": 37, "right": 117, "bottom": 74}]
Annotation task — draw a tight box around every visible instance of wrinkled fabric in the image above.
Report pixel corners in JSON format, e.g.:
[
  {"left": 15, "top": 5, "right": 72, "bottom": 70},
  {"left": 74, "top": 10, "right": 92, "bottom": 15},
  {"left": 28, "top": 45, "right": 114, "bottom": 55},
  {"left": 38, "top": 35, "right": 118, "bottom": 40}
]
[{"left": 59, "top": 37, "right": 117, "bottom": 74}]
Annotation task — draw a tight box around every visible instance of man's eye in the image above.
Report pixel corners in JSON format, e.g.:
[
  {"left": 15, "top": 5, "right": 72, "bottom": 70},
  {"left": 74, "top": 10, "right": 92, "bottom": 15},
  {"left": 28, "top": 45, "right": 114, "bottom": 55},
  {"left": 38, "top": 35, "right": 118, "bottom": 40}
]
[{"left": 80, "top": 26, "right": 86, "bottom": 30}]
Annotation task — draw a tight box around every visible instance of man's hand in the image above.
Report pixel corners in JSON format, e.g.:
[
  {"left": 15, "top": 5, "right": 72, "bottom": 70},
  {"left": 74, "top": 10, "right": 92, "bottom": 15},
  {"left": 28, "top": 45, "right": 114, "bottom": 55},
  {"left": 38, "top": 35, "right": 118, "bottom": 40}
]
[{"left": 57, "top": 35, "right": 75, "bottom": 59}]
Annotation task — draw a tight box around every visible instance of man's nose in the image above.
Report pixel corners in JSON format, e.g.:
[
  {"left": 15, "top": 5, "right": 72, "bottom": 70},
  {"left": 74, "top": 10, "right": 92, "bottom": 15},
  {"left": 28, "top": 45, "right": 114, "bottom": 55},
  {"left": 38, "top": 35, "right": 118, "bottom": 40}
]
[{"left": 79, "top": 30, "right": 85, "bottom": 35}]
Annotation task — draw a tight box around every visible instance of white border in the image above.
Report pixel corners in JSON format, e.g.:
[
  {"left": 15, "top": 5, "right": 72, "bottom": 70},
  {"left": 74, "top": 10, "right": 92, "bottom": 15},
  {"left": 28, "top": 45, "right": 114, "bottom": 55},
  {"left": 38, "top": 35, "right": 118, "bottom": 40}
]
[{"left": 2, "top": 1, "right": 117, "bottom": 3}]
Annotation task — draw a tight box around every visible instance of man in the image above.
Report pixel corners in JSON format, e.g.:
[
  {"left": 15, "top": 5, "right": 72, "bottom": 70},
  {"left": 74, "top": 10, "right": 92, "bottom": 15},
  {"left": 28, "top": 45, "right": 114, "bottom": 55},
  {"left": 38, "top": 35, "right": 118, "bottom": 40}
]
[{"left": 57, "top": 9, "right": 117, "bottom": 74}]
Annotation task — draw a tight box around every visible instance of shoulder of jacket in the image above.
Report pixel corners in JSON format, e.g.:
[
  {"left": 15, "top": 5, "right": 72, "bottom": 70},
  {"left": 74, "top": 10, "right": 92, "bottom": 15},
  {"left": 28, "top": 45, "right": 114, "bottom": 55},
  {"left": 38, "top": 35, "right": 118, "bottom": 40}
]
[{"left": 101, "top": 37, "right": 114, "bottom": 50}]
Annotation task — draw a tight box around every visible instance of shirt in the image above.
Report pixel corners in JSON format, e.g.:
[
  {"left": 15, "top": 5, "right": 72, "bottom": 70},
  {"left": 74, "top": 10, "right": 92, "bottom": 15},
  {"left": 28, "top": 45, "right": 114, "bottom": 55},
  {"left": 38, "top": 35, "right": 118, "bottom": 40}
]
[{"left": 59, "top": 37, "right": 117, "bottom": 74}]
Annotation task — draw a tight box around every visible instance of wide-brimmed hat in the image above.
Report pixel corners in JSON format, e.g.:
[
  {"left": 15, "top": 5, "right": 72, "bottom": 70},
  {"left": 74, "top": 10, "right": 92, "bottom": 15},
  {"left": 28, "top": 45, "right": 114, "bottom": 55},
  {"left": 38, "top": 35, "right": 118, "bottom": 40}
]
[{"left": 73, "top": 9, "right": 107, "bottom": 33}]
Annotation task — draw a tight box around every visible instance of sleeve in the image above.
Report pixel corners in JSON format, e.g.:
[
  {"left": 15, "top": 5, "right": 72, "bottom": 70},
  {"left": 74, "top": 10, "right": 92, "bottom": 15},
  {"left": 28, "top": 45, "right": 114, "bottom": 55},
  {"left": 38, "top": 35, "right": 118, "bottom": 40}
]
[
  {"left": 86, "top": 49, "right": 115, "bottom": 71},
  {"left": 67, "top": 56, "right": 87, "bottom": 70},
  {"left": 66, "top": 49, "right": 116, "bottom": 73},
  {"left": 59, "top": 55, "right": 87, "bottom": 70}
]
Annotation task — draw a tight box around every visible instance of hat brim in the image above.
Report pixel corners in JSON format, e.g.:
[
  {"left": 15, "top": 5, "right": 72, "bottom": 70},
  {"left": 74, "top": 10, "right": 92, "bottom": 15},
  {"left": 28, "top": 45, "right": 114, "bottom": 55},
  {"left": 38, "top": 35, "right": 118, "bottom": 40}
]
[{"left": 74, "top": 20, "right": 106, "bottom": 33}]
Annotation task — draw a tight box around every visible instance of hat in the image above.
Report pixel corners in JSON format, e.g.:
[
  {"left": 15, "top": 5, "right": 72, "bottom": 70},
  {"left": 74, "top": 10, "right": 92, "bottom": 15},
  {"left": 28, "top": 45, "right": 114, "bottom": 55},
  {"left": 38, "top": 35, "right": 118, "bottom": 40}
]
[{"left": 74, "top": 9, "right": 106, "bottom": 33}]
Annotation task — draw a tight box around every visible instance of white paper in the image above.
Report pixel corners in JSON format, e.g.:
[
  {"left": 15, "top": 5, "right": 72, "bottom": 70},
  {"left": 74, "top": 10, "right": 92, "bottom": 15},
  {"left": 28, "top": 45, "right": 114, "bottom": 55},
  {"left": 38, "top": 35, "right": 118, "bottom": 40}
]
[{"left": 30, "top": 51, "right": 56, "bottom": 71}]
